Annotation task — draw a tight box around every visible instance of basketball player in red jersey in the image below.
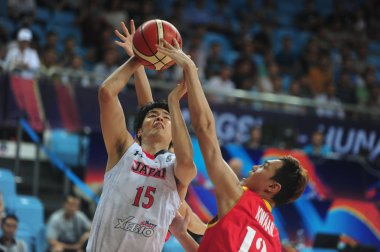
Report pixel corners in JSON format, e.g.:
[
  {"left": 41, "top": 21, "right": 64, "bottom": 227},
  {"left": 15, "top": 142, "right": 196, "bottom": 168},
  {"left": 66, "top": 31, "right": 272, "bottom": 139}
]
[{"left": 158, "top": 40, "right": 309, "bottom": 252}]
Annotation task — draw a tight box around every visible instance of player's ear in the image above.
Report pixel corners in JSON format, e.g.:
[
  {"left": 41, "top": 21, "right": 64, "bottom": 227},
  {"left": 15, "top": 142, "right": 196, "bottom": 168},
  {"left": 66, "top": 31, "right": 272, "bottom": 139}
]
[{"left": 268, "top": 182, "right": 281, "bottom": 194}]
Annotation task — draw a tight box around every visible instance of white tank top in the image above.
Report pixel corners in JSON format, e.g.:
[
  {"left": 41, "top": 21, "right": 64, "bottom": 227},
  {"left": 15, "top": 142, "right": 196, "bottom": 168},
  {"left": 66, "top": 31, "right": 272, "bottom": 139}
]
[{"left": 87, "top": 143, "right": 180, "bottom": 252}]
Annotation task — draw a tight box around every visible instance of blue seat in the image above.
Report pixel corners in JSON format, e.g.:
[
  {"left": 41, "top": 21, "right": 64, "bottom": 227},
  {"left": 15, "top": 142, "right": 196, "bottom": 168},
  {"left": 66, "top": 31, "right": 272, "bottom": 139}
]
[
  {"left": 0, "top": 0, "right": 7, "bottom": 17},
  {"left": 368, "top": 42, "right": 380, "bottom": 54},
  {"left": 272, "top": 28, "right": 310, "bottom": 55},
  {"left": 14, "top": 195, "right": 45, "bottom": 252},
  {"left": 315, "top": 0, "right": 333, "bottom": 16},
  {"left": 51, "top": 10, "right": 76, "bottom": 25},
  {"left": 30, "top": 24, "right": 46, "bottom": 47},
  {"left": 47, "top": 25, "right": 82, "bottom": 46},
  {"left": 14, "top": 195, "right": 44, "bottom": 232},
  {"left": 16, "top": 222, "right": 33, "bottom": 252},
  {"left": 225, "top": 50, "right": 239, "bottom": 66},
  {"left": 0, "top": 18, "right": 16, "bottom": 40},
  {"left": 48, "top": 129, "right": 90, "bottom": 167},
  {"left": 0, "top": 168, "right": 17, "bottom": 212},
  {"left": 35, "top": 7, "right": 51, "bottom": 24},
  {"left": 276, "top": 1, "right": 303, "bottom": 16}
]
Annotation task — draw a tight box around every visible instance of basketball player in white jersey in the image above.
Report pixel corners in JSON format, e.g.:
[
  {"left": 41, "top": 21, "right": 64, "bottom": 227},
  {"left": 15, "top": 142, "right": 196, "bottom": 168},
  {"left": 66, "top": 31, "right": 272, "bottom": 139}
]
[{"left": 86, "top": 20, "right": 204, "bottom": 252}]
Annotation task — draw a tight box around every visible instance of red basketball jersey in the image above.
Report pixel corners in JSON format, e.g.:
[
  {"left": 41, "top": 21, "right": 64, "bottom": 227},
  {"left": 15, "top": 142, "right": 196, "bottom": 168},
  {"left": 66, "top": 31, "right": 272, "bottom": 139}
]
[{"left": 198, "top": 188, "right": 282, "bottom": 252}]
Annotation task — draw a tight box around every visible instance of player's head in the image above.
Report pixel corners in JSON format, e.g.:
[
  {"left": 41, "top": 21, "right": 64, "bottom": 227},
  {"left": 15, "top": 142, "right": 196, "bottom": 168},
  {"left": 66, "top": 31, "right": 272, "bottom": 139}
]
[
  {"left": 134, "top": 100, "right": 172, "bottom": 148},
  {"left": 241, "top": 156, "right": 308, "bottom": 206}
]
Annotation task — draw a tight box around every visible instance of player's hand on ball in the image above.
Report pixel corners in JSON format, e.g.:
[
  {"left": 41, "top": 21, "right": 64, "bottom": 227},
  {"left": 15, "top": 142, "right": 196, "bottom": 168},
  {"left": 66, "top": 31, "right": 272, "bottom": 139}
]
[
  {"left": 157, "top": 39, "right": 194, "bottom": 69},
  {"left": 114, "top": 19, "right": 136, "bottom": 57}
]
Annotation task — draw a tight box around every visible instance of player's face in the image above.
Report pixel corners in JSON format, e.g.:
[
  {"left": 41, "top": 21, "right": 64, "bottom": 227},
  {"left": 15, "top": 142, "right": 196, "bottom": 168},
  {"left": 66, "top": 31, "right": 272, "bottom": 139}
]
[
  {"left": 241, "top": 160, "right": 283, "bottom": 193},
  {"left": 140, "top": 108, "right": 172, "bottom": 143}
]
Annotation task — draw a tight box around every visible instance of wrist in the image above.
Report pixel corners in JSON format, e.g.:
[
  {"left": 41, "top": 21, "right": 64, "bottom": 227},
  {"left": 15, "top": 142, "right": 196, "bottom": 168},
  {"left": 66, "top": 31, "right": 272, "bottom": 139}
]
[{"left": 182, "top": 59, "right": 196, "bottom": 70}]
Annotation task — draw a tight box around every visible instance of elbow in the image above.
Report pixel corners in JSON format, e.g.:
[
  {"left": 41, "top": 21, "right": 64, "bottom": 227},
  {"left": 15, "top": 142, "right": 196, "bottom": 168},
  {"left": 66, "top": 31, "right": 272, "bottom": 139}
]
[
  {"left": 98, "top": 84, "right": 113, "bottom": 103},
  {"left": 192, "top": 119, "right": 214, "bottom": 136}
]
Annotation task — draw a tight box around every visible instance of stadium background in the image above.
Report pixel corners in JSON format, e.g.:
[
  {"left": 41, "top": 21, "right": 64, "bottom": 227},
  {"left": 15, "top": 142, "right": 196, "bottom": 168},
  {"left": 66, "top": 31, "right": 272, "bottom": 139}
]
[{"left": 0, "top": 0, "right": 380, "bottom": 251}]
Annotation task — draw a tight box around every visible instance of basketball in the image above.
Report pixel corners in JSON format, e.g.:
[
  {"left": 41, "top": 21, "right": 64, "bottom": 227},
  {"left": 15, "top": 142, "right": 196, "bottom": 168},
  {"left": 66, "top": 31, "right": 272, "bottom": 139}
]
[{"left": 132, "top": 19, "right": 182, "bottom": 71}]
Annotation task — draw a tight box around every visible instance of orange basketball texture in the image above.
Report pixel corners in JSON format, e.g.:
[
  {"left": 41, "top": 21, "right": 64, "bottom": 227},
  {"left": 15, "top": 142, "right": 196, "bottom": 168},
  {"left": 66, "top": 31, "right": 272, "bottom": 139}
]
[{"left": 132, "top": 19, "right": 182, "bottom": 70}]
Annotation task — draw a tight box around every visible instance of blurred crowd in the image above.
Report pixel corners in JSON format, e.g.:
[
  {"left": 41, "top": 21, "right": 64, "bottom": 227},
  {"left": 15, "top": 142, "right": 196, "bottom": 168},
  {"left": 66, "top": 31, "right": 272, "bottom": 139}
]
[{"left": 0, "top": 0, "right": 380, "bottom": 119}]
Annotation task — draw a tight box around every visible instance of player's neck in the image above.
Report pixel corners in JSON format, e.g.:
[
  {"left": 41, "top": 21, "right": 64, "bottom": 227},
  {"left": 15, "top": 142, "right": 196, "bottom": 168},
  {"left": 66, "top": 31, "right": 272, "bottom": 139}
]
[{"left": 141, "top": 142, "right": 168, "bottom": 156}]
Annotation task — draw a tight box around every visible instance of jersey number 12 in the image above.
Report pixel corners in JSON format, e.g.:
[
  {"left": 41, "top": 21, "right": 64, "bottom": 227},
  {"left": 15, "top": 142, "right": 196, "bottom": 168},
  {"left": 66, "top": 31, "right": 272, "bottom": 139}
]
[
  {"left": 133, "top": 186, "right": 156, "bottom": 209},
  {"left": 239, "top": 226, "right": 267, "bottom": 252}
]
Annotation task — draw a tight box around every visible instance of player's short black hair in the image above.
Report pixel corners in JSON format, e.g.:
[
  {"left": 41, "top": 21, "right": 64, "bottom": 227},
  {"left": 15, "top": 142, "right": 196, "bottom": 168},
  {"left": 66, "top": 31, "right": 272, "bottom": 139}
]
[
  {"left": 134, "top": 100, "right": 169, "bottom": 143},
  {"left": 271, "top": 156, "right": 309, "bottom": 206}
]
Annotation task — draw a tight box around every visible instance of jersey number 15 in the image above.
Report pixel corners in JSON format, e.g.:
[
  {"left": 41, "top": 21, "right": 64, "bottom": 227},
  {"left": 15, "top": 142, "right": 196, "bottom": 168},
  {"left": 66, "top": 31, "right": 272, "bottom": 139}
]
[{"left": 133, "top": 186, "right": 156, "bottom": 209}]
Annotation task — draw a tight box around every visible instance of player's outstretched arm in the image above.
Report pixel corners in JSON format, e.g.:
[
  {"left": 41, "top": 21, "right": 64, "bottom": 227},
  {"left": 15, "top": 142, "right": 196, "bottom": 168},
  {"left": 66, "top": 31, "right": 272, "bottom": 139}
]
[
  {"left": 99, "top": 56, "right": 140, "bottom": 172},
  {"left": 178, "top": 201, "right": 207, "bottom": 235},
  {"left": 157, "top": 39, "right": 243, "bottom": 216},
  {"left": 168, "top": 77, "right": 197, "bottom": 200},
  {"left": 115, "top": 20, "right": 153, "bottom": 106},
  {"left": 169, "top": 209, "right": 199, "bottom": 252}
]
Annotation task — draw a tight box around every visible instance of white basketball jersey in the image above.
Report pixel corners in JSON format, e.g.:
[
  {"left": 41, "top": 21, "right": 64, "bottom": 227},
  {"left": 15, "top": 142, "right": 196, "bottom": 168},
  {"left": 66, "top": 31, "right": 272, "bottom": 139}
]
[{"left": 87, "top": 143, "right": 180, "bottom": 252}]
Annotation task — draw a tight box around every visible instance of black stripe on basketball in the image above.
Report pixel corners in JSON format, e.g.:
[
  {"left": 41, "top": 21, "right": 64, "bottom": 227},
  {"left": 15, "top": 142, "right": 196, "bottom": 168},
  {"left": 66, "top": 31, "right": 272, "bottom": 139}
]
[{"left": 140, "top": 21, "right": 166, "bottom": 67}]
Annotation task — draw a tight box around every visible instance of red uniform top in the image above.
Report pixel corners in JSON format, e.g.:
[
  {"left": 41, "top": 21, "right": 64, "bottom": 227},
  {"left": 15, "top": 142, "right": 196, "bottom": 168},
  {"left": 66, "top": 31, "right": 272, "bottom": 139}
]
[{"left": 198, "top": 188, "right": 282, "bottom": 252}]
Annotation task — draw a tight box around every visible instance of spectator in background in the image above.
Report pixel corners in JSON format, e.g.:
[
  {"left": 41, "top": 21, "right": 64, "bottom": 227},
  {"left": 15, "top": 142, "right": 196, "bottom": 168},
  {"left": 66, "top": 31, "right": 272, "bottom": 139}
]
[
  {"left": 254, "top": 22, "right": 273, "bottom": 54},
  {"left": 4, "top": 28, "right": 40, "bottom": 78},
  {"left": 308, "top": 54, "right": 333, "bottom": 95},
  {"left": 275, "top": 36, "right": 299, "bottom": 75},
  {"left": 93, "top": 46, "right": 119, "bottom": 85},
  {"left": 206, "top": 64, "right": 235, "bottom": 102},
  {"left": 44, "top": 31, "right": 59, "bottom": 52},
  {"left": 0, "top": 214, "right": 27, "bottom": 252},
  {"left": 315, "top": 82, "right": 345, "bottom": 119},
  {"left": 303, "top": 131, "right": 332, "bottom": 157},
  {"left": 295, "top": 0, "right": 321, "bottom": 31},
  {"left": 102, "top": 0, "right": 128, "bottom": 29},
  {"left": 205, "top": 42, "right": 225, "bottom": 79},
  {"left": 59, "top": 36, "right": 81, "bottom": 67},
  {"left": 244, "top": 126, "right": 263, "bottom": 150},
  {"left": 62, "top": 55, "right": 90, "bottom": 86},
  {"left": 337, "top": 70, "right": 358, "bottom": 104},
  {"left": 46, "top": 195, "right": 91, "bottom": 252},
  {"left": 232, "top": 41, "right": 257, "bottom": 90},
  {"left": 227, "top": 158, "right": 243, "bottom": 180},
  {"left": 40, "top": 48, "right": 61, "bottom": 76},
  {"left": 7, "top": 0, "right": 36, "bottom": 25}
]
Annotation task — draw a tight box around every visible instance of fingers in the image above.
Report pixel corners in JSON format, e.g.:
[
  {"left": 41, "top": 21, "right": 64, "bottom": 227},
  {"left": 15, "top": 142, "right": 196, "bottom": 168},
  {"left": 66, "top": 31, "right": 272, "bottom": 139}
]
[
  {"left": 161, "top": 38, "right": 175, "bottom": 49},
  {"left": 114, "top": 29, "right": 126, "bottom": 41},
  {"left": 121, "top": 21, "right": 130, "bottom": 37},
  {"left": 173, "top": 38, "right": 180, "bottom": 49},
  {"left": 130, "top": 19, "right": 135, "bottom": 34},
  {"left": 114, "top": 40, "right": 124, "bottom": 47}
]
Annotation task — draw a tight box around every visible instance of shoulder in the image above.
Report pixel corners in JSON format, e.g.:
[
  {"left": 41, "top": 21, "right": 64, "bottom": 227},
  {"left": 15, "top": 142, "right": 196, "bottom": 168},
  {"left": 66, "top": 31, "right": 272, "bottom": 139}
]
[
  {"left": 76, "top": 211, "right": 90, "bottom": 221},
  {"left": 49, "top": 209, "right": 64, "bottom": 222}
]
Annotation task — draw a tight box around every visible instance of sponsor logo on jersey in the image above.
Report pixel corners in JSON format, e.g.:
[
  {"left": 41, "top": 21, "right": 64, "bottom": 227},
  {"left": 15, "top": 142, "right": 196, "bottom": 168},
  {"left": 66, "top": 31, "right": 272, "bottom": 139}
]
[
  {"left": 114, "top": 216, "right": 155, "bottom": 237},
  {"left": 255, "top": 205, "right": 275, "bottom": 237},
  {"left": 132, "top": 160, "right": 166, "bottom": 179}
]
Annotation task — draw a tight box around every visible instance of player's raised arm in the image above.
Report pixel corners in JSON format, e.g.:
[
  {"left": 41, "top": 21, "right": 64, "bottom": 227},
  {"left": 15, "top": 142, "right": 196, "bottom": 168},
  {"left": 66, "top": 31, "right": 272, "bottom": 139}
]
[
  {"left": 115, "top": 20, "right": 153, "bottom": 106},
  {"left": 157, "top": 39, "right": 243, "bottom": 215},
  {"left": 168, "top": 77, "right": 197, "bottom": 200},
  {"left": 99, "top": 54, "right": 140, "bottom": 172}
]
